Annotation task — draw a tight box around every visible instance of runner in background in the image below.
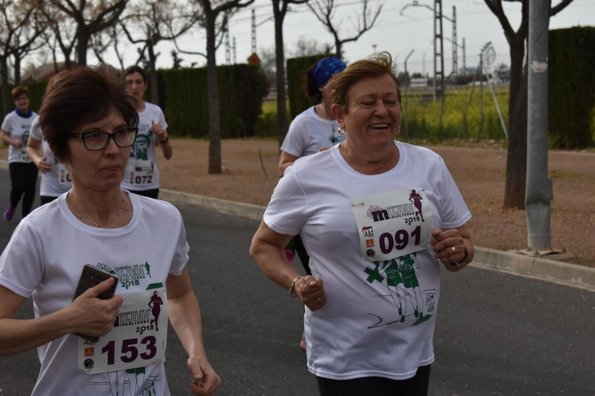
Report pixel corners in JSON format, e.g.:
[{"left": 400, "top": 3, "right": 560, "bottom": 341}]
[
  {"left": 122, "top": 66, "right": 172, "bottom": 199},
  {"left": 0, "top": 86, "right": 38, "bottom": 221},
  {"left": 277, "top": 56, "right": 346, "bottom": 350},
  {"left": 27, "top": 115, "right": 72, "bottom": 204}
]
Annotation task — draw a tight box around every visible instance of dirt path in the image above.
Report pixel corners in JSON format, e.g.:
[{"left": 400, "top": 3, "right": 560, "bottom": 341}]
[
  {"left": 156, "top": 138, "right": 594, "bottom": 267},
  {"left": 3, "top": 139, "right": 591, "bottom": 266}
]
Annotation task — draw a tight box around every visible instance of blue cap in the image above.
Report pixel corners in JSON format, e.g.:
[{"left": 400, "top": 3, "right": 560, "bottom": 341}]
[{"left": 312, "top": 57, "right": 346, "bottom": 88}]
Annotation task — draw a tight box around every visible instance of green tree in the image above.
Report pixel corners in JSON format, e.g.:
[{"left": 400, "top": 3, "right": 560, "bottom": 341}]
[{"left": 484, "top": 0, "right": 574, "bottom": 208}]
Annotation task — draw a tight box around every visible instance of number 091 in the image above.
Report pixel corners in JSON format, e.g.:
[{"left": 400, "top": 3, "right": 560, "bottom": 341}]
[{"left": 378, "top": 225, "right": 421, "bottom": 254}]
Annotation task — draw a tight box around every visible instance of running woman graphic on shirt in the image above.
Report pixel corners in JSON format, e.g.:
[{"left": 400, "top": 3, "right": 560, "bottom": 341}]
[
  {"left": 78, "top": 262, "right": 168, "bottom": 395},
  {"left": 126, "top": 134, "right": 154, "bottom": 186},
  {"left": 365, "top": 253, "right": 435, "bottom": 329}
]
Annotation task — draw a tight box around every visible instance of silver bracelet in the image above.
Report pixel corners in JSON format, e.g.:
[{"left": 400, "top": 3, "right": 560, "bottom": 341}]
[{"left": 288, "top": 276, "right": 303, "bottom": 297}]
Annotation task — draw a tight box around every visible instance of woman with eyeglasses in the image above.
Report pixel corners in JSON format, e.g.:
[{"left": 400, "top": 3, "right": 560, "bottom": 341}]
[
  {"left": 0, "top": 65, "right": 220, "bottom": 396},
  {"left": 0, "top": 85, "right": 38, "bottom": 221}
]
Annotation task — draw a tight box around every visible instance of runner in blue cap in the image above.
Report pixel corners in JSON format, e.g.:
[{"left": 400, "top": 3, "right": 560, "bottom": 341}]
[{"left": 277, "top": 55, "right": 346, "bottom": 350}]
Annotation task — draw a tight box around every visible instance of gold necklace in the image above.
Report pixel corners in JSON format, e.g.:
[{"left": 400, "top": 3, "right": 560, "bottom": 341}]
[{"left": 70, "top": 194, "right": 127, "bottom": 227}]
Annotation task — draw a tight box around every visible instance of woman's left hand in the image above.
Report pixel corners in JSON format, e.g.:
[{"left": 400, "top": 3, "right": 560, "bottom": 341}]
[
  {"left": 188, "top": 355, "right": 221, "bottom": 395},
  {"left": 294, "top": 275, "right": 327, "bottom": 311},
  {"left": 150, "top": 121, "right": 167, "bottom": 143},
  {"left": 431, "top": 227, "right": 470, "bottom": 271}
]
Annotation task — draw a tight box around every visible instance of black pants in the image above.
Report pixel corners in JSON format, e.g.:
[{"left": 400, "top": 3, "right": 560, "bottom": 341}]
[
  {"left": 128, "top": 188, "right": 159, "bottom": 199},
  {"left": 294, "top": 234, "right": 311, "bottom": 275},
  {"left": 8, "top": 162, "right": 38, "bottom": 217},
  {"left": 317, "top": 365, "right": 431, "bottom": 396},
  {"left": 40, "top": 195, "right": 58, "bottom": 205},
  {"left": 286, "top": 235, "right": 311, "bottom": 274}
]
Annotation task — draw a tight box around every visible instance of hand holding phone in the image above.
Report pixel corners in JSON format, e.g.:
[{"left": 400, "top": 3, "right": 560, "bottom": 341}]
[{"left": 72, "top": 265, "right": 119, "bottom": 342}]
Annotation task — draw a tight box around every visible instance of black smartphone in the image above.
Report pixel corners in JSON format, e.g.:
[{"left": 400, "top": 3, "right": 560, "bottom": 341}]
[{"left": 72, "top": 264, "right": 119, "bottom": 342}]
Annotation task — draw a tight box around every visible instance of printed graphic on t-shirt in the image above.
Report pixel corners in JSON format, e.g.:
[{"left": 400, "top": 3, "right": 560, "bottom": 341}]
[
  {"left": 56, "top": 161, "right": 72, "bottom": 186},
  {"left": 352, "top": 188, "right": 432, "bottom": 261},
  {"left": 363, "top": 252, "right": 436, "bottom": 329},
  {"left": 76, "top": 263, "right": 167, "bottom": 395},
  {"left": 19, "top": 130, "right": 31, "bottom": 162},
  {"left": 352, "top": 189, "right": 436, "bottom": 330},
  {"left": 127, "top": 134, "right": 154, "bottom": 186}
]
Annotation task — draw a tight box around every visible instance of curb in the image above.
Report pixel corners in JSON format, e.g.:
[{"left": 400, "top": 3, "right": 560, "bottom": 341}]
[
  {"left": 472, "top": 247, "right": 595, "bottom": 292},
  {"left": 1, "top": 155, "right": 591, "bottom": 293},
  {"left": 161, "top": 188, "right": 595, "bottom": 293}
]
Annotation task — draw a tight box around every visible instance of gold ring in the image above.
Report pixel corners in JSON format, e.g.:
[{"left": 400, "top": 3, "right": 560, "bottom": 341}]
[{"left": 451, "top": 246, "right": 456, "bottom": 252}]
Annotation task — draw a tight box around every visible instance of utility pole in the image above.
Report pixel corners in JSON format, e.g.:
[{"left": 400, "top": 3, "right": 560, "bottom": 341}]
[
  {"left": 451, "top": 6, "right": 457, "bottom": 75},
  {"left": 400, "top": 0, "right": 445, "bottom": 101},
  {"left": 462, "top": 38, "right": 466, "bottom": 72},
  {"left": 526, "top": 0, "right": 553, "bottom": 252},
  {"left": 404, "top": 49, "right": 415, "bottom": 136},
  {"left": 225, "top": 27, "right": 231, "bottom": 65},
  {"left": 250, "top": 8, "right": 274, "bottom": 56},
  {"left": 251, "top": 9, "right": 257, "bottom": 54},
  {"left": 433, "top": 0, "right": 444, "bottom": 130}
]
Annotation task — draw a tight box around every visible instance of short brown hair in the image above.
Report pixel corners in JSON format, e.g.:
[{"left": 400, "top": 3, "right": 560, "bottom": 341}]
[
  {"left": 39, "top": 64, "right": 138, "bottom": 162},
  {"left": 11, "top": 85, "right": 28, "bottom": 100},
  {"left": 328, "top": 52, "right": 401, "bottom": 114}
]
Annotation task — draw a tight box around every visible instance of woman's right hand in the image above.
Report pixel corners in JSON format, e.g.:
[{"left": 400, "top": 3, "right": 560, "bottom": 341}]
[
  {"left": 294, "top": 275, "right": 326, "bottom": 311},
  {"left": 69, "top": 278, "right": 124, "bottom": 338}
]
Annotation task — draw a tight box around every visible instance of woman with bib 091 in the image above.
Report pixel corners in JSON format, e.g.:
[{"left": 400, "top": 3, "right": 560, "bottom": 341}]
[{"left": 250, "top": 52, "right": 474, "bottom": 396}]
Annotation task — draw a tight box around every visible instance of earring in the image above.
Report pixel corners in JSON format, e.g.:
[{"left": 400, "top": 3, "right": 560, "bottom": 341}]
[{"left": 337, "top": 121, "right": 346, "bottom": 135}]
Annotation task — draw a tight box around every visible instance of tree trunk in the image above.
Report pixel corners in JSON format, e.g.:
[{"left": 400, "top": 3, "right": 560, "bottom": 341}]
[
  {"left": 335, "top": 39, "right": 342, "bottom": 59},
  {"left": 13, "top": 56, "right": 21, "bottom": 84},
  {"left": 0, "top": 58, "right": 10, "bottom": 115},
  {"left": 504, "top": 36, "right": 527, "bottom": 209},
  {"left": 205, "top": 8, "right": 222, "bottom": 174},
  {"left": 273, "top": 4, "right": 287, "bottom": 147},
  {"left": 76, "top": 27, "right": 89, "bottom": 66},
  {"left": 147, "top": 41, "right": 159, "bottom": 104}
]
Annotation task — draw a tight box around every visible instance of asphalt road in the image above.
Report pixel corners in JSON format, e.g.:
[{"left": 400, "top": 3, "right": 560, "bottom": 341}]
[{"left": 0, "top": 170, "right": 593, "bottom": 395}]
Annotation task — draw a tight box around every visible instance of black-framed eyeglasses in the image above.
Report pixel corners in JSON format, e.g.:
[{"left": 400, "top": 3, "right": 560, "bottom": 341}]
[{"left": 69, "top": 126, "right": 138, "bottom": 151}]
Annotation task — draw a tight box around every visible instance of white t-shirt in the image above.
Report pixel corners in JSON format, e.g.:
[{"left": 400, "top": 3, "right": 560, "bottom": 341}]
[
  {"left": 263, "top": 141, "right": 472, "bottom": 381},
  {"left": 29, "top": 115, "right": 72, "bottom": 197},
  {"left": 121, "top": 102, "right": 168, "bottom": 191},
  {"left": 280, "top": 106, "right": 344, "bottom": 158},
  {"left": 1, "top": 110, "right": 37, "bottom": 163},
  {"left": 0, "top": 192, "right": 189, "bottom": 396}
]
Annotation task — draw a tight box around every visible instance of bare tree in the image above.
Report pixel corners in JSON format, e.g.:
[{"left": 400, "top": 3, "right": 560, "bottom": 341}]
[
  {"left": 270, "top": 0, "right": 309, "bottom": 146},
  {"left": 47, "top": 0, "right": 127, "bottom": 66},
  {"left": 119, "top": 0, "right": 200, "bottom": 103},
  {"left": 291, "top": 37, "right": 331, "bottom": 57},
  {"left": 307, "top": 0, "right": 383, "bottom": 59},
  {"left": 196, "top": 0, "right": 254, "bottom": 174},
  {"left": 0, "top": 0, "right": 44, "bottom": 111},
  {"left": 484, "top": 0, "right": 573, "bottom": 208},
  {"left": 36, "top": 2, "right": 78, "bottom": 69}
]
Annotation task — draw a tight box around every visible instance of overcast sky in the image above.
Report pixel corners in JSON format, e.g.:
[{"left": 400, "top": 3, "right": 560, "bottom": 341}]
[{"left": 93, "top": 0, "right": 595, "bottom": 75}]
